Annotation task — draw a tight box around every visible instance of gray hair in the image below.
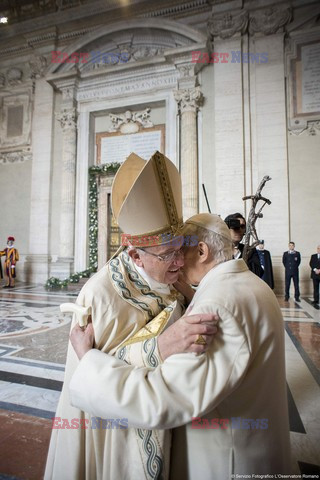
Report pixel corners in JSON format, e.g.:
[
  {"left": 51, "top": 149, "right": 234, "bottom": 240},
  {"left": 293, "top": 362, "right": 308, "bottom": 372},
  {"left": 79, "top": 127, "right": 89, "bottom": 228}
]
[{"left": 183, "top": 223, "right": 233, "bottom": 264}]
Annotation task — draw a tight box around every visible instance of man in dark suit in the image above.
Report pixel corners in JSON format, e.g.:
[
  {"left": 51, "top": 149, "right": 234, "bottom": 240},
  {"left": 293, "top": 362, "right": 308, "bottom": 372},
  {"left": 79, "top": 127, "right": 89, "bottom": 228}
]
[
  {"left": 224, "top": 212, "right": 263, "bottom": 278},
  {"left": 282, "top": 241, "right": 301, "bottom": 302},
  {"left": 309, "top": 245, "right": 320, "bottom": 305},
  {"left": 256, "top": 241, "right": 274, "bottom": 289}
]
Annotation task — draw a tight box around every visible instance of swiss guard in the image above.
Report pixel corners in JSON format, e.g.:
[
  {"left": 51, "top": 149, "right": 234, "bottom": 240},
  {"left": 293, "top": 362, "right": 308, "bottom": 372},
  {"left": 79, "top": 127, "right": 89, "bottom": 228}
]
[{"left": 0, "top": 236, "right": 19, "bottom": 288}]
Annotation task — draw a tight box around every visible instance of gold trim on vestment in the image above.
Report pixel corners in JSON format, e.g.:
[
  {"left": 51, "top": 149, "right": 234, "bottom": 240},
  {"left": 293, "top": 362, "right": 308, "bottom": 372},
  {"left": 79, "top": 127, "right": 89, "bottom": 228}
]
[{"left": 121, "top": 308, "right": 172, "bottom": 346}]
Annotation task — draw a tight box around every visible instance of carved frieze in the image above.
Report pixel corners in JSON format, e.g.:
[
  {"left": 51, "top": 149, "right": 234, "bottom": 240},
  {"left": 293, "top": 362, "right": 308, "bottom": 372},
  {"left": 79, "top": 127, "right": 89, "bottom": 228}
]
[
  {"left": 249, "top": 7, "right": 292, "bottom": 35},
  {"left": 131, "top": 46, "right": 165, "bottom": 61},
  {"left": 174, "top": 87, "right": 203, "bottom": 113},
  {"left": 208, "top": 10, "right": 249, "bottom": 39},
  {"left": 208, "top": 7, "right": 292, "bottom": 39},
  {"left": 81, "top": 43, "right": 166, "bottom": 72}
]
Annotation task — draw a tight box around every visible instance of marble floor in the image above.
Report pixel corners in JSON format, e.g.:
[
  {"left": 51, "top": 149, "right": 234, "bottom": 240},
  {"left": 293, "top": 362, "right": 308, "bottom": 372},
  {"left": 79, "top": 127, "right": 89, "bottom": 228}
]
[{"left": 0, "top": 282, "right": 319, "bottom": 479}]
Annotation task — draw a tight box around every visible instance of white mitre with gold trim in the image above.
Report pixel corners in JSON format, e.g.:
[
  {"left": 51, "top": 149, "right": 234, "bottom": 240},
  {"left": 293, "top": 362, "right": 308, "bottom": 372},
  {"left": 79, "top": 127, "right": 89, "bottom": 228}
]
[{"left": 111, "top": 151, "right": 183, "bottom": 246}]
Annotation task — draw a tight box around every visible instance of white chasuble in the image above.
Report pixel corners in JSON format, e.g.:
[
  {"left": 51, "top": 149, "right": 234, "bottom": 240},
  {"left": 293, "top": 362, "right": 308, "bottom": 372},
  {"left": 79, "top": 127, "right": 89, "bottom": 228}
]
[{"left": 45, "top": 250, "right": 183, "bottom": 480}]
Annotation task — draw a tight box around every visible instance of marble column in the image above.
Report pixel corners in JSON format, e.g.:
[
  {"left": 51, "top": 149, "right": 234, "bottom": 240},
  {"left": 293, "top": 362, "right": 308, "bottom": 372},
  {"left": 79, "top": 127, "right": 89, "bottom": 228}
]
[
  {"left": 56, "top": 107, "right": 77, "bottom": 267},
  {"left": 174, "top": 87, "right": 203, "bottom": 219}
]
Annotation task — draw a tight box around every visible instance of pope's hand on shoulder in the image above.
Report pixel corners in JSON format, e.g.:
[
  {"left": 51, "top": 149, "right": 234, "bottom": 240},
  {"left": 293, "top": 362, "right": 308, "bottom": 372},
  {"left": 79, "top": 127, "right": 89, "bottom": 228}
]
[
  {"left": 158, "top": 312, "right": 219, "bottom": 360},
  {"left": 70, "top": 312, "right": 219, "bottom": 361}
]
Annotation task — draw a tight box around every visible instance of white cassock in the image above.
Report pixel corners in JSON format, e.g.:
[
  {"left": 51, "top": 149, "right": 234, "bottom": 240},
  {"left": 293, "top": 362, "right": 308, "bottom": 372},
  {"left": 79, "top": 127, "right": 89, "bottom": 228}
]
[
  {"left": 45, "top": 250, "right": 183, "bottom": 480},
  {"left": 70, "top": 259, "right": 291, "bottom": 479}
]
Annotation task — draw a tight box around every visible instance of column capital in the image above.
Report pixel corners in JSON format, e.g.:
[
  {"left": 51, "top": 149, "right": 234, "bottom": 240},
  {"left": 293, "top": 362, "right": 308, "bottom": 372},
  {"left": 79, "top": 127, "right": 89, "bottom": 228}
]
[
  {"left": 174, "top": 87, "right": 203, "bottom": 114},
  {"left": 56, "top": 107, "right": 77, "bottom": 131}
]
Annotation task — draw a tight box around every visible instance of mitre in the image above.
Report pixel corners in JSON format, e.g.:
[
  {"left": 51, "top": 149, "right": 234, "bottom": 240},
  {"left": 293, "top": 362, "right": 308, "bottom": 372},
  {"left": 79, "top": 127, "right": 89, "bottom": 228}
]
[{"left": 111, "top": 151, "right": 183, "bottom": 246}]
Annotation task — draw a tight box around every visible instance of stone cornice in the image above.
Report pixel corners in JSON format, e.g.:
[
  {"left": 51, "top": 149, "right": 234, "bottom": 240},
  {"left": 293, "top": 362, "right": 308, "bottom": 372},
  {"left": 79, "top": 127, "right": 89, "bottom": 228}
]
[
  {"left": 0, "top": 0, "right": 143, "bottom": 40},
  {"left": 140, "top": 0, "right": 209, "bottom": 18},
  {"left": 0, "top": 26, "right": 100, "bottom": 60}
]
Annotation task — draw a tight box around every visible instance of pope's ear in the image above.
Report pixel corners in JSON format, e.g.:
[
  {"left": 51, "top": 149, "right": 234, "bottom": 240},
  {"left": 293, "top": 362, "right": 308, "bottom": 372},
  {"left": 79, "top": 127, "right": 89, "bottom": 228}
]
[
  {"left": 198, "top": 241, "right": 210, "bottom": 262},
  {"left": 128, "top": 248, "right": 144, "bottom": 267}
]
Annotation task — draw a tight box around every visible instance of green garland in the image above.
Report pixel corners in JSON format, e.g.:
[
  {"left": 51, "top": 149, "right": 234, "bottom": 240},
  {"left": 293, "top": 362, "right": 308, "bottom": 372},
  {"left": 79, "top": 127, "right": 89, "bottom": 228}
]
[{"left": 45, "top": 162, "right": 121, "bottom": 290}]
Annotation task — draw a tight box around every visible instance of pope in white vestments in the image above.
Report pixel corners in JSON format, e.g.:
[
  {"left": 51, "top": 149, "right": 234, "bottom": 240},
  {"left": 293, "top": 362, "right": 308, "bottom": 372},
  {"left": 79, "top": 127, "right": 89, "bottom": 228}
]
[
  {"left": 69, "top": 213, "right": 292, "bottom": 479},
  {"left": 45, "top": 152, "right": 202, "bottom": 480}
]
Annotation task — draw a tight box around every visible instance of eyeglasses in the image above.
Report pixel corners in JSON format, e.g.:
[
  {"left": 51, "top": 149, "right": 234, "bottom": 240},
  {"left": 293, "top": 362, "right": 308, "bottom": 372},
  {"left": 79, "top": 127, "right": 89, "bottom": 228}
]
[{"left": 138, "top": 247, "right": 184, "bottom": 263}]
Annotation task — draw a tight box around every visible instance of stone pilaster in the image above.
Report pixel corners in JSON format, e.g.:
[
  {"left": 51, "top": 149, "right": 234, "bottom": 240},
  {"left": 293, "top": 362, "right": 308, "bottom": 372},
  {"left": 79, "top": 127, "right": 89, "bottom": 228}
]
[
  {"left": 25, "top": 78, "right": 54, "bottom": 283},
  {"left": 174, "top": 86, "right": 203, "bottom": 219}
]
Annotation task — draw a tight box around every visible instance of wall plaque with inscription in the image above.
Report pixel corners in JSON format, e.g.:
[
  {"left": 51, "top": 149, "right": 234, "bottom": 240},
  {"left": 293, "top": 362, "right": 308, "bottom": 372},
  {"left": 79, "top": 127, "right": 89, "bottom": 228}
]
[
  {"left": 96, "top": 125, "right": 165, "bottom": 165},
  {"left": 287, "top": 38, "right": 320, "bottom": 134}
]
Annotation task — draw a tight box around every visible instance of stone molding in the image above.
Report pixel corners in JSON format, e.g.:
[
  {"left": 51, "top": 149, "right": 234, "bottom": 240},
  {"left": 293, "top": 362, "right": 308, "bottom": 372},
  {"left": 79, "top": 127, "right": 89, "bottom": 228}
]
[
  {"left": 141, "top": 0, "right": 209, "bottom": 18},
  {"left": 174, "top": 87, "right": 203, "bottom": 113},
  {"left": 0, "top": 149, "right": 32, "bottom": 164}
]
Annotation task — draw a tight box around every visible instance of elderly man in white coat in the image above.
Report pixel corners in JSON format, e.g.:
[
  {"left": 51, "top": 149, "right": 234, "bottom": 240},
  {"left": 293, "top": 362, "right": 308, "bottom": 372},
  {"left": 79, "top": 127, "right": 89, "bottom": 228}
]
[{"left": 69, "top": 213, "right": 291, "bottom": 479}]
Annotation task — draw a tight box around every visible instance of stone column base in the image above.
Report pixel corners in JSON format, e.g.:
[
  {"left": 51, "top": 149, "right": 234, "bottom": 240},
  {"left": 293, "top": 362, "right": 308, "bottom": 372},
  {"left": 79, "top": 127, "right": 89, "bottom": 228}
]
[
  {"left": 49, "top": 257, "right": 74, "bottom": 280},
  {"left": 24, "top": 255, "right": 52, "bottom": 284}
]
